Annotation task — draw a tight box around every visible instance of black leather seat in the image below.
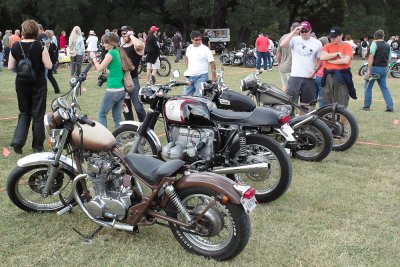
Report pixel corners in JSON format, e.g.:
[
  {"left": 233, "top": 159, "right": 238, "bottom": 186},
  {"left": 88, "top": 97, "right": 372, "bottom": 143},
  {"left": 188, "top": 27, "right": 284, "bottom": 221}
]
[
  {"left": 211, "top": 107, "right": 280, "bottom": 126},
  {"left": 125, "top": 154, "right": 185, "bottom": 185}
]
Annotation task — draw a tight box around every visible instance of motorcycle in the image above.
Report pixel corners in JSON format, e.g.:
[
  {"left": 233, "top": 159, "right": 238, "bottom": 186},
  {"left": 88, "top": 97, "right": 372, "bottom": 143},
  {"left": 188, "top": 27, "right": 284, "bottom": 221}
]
[
  {"left": 358, "top": 51, "right": 400, "bottom": 78},
  {"left": 200, "top": 69, "right": 333, "bottom": 162},
  {"left": 240, "top": 73, "right": 359, "bottom": 152},
  {"left": 137, "top": 55, "right": 171, "bottom": 77},
  {"left": 6, "top": 64, "right": 257, "bottom": 261},
  {"left": 113, "top": 71, "right": 294, "bottom": 203},
  {"left": 220, "top": 44, "right": 255, "bottom": 67}
]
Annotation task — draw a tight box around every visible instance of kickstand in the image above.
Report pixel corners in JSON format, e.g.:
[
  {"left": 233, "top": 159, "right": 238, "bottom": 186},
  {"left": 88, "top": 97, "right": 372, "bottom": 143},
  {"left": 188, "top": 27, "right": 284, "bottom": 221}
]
[{"left": 72, "top": 225, "right": 103, "bottom": 243}]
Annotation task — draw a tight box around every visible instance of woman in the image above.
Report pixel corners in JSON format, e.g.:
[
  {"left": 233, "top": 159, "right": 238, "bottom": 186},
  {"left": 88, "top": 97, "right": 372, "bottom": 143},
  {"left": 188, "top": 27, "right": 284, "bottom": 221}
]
[
  {"left": 90, "top": 32, "right": 134, "bottom": 129},
  {"left": 69, "top": 26, "right": 85, "bottom": 77},
  {"left": 59, "top": 31, "right": 66, "bottom": 53},
  {"left": 45, "top": 30, "right": 60, "bottom": 93},
  {"left": 8, "top": 19, "right": 52, "bottom": 154}
]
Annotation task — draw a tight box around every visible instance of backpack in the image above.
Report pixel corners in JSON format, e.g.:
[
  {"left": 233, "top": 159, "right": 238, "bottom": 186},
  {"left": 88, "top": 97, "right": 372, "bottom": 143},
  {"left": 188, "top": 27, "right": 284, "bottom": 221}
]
[
  {"left": 16, "top": 42, "right": 36, "bottom": 82},
  {"left": 361, "top": 40, "right": 368, "bottom": 48}
]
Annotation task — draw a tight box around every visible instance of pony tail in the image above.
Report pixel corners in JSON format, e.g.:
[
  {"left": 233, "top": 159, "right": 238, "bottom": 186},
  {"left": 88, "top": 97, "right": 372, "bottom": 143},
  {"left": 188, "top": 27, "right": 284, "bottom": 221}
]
[{"left": 119, "top": 47, "right": 135, "bottom": 71}]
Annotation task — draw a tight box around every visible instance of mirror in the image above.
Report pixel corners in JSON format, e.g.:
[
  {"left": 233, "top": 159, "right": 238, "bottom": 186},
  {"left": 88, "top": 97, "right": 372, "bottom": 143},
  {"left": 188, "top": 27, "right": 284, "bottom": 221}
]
[{"left": 173, "top": 70, "right": 180, "bottom": 78}]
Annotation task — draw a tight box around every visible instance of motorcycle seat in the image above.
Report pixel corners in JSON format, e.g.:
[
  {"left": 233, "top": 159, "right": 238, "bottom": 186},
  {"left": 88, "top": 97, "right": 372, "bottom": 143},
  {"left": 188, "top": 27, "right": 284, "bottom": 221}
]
[
  {"left": 210, "top": 107, "right": 280, "bottom": 126},
  {"left": 125, "top": 153, "right": 184, "bottom": 185}
]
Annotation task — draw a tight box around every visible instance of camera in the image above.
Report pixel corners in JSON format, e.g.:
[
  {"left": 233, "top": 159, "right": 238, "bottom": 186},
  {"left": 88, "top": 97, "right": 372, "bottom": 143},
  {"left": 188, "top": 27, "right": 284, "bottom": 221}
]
[{"left": 97, "top": 72, "right": 108, "bottom": 87}]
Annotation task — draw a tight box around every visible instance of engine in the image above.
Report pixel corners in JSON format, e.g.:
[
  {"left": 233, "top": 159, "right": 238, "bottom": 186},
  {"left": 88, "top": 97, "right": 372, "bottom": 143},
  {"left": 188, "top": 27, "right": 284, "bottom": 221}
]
[
  {"left": 83, "top": 152, "right": 133, "bottom": 220},
  {"left": 162, "top": 126, "right": 215, "bottom": 162}
]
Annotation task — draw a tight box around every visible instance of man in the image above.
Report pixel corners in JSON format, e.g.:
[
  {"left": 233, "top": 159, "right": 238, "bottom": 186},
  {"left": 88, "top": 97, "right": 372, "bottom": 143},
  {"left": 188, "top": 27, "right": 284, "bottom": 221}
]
[
  {"left": 320, "top": 26, "right": 356, "bottom": 107},
  {"left": 171, "top": 31, "right": 182, "bottom": 63},
  {"left": 86, "top": 30, "right": 98, "bottom": 53},
  {"left": 360, "top": 36, "right": 370, "bottom": 60},
  {"left": 276, "top": 22, "right": 299, "bottom": 93},
  {"left": 2, "top": 30, "right": 11, "bottom": 67},
  {"left": 119, "top": 26, "right": 146, "bottom": 122},
  {"left": 145, "top": 26, "right": 161, "bottom": 83},
  {"left": 362, "top": 30, "right": 394, "bottom": 112},
  {"left": 279, "top": 21, "right": 322, "bottom": 110},
  {"left": 183, "top": 31, "right": 216, "bottom": 96},
  {"left": 255, "top": 32, "right": 270, "bottom": 72},
  {"left": 8, "top": 29, "right": 21, "bottom": 48}
]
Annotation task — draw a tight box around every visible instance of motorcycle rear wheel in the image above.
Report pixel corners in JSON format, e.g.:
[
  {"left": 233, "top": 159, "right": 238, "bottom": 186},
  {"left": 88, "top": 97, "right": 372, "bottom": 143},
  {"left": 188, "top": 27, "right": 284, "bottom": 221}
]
[
  {"left": 6, "top": 165, "right": 78, "bottom": 212},
  {"left": 243, "top": 56, "right": 256, "bottom": 68},
  {"left": 358, "top": 64, "right": 368, "bottom": 76},
  {"left": 167, "top": 187, "right": 251, "bottom": 261},
  {"left": 390, "top": 63, "right": 400, "bottom": 78},
  {"left": 228, "top": 134, "right": 292, "bottom": 203},
  {"left": 290, "top": 118, "right": 333, "bottom": 162},
  {"left": 157, "top": 57, "right": 171, "bottom": 77}
]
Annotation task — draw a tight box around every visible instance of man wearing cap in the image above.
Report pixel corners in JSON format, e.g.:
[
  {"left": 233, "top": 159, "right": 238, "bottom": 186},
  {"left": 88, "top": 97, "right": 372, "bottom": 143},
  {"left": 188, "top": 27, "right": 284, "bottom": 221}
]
[
  {"left": 145, "top": 26, "right": 161, "bottom": 83},
  {"left": 280, "top": 21, "right": 322, "bottom": 110},
  {"left": 183, "top": 31, "right": 216, "bottom": 96},
  {"left": 320, "top": 26, "right": 356, "bottom": 108},
  {"left": 86, "top": 30, "right": 99, "bottom": 53},
  {"left": 119, "top": 26, "right": 146, "bottom": 122}
]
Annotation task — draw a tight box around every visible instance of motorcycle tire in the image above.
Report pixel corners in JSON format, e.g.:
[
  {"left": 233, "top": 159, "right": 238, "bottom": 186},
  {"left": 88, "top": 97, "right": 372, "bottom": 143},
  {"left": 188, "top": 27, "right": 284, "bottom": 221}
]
[
  {"left": 6, "top": 165, "right": 79, "bottom": 212},
  {"left": 157, "top": 58, "right": 171, "bottom": 77},
  {"left": 358, "top": 64, "right": 368, "bottom": 76},
  {"left": 113, "top": 124, "right": 158, "bottom": 156},
  {"left": 290, "top": 118, "right": 333, "bottom": 162},
  {"left": 243, "top": 56, "right": 256, "bottom": 68},
  {"left": 316, "top": 107, "right": 359, "bottom": 152},
  {"left": 220, "top": 55, "right": 230, "bottom": 65},
  {"left": 137, "top": 62, "right": 144, "bottom": 75},
  {"left": 390, "top": 63, "right": 400, "bottom": 78},
  {"left": 228, "top": 134, "right": 292, "bottom": 203},
  {"left": 167, "top": 187, "right": 251, "bottom": 261}
]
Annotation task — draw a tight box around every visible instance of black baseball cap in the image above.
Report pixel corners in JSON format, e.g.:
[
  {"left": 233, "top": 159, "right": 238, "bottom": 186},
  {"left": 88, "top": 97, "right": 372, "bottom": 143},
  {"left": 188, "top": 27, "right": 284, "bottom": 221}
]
[
  {"left": 329, "top": 26, "right": 343, "bottom": 38},
  {"left": 117, "top": 26, "right": 133, "bottom": 36}
]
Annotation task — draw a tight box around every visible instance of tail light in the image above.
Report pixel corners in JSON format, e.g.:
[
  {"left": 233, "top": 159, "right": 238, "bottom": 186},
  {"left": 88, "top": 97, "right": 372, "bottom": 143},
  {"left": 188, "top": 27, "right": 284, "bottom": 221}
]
[
  {"left": 243, "top": 188, "right": 256, "bottom": 199},
  {"left": 278, "top": 114, "right": 291, "bottom": 124}
]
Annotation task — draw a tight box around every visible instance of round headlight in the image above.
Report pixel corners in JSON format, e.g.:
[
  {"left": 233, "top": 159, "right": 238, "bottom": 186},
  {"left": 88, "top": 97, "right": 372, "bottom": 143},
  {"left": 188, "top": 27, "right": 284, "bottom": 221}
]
[
  {"left": 51, "top": 97, "right": 69, "bottom": 111},
  {"left": 58, "top": 108, "right": 70, "bottom": 120}
]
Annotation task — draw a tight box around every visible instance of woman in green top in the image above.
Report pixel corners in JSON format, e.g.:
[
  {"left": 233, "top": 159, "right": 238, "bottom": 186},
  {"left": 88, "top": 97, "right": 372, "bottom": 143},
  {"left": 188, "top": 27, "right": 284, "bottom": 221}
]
[{"left": 90, "top": 32, "right": 134, "bottom": 128}]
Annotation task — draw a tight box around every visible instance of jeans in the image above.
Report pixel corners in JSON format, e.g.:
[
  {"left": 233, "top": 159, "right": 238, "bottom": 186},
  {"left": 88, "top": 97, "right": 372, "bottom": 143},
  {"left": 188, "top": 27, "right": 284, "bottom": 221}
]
[
  {"left": 4, "top": 47, "right": 10, "bottom": 67},
  {"left": 128, "top": 77, "right": 146, "bottom": 122},
  {"left": 183, "top": 73, "right": 209, "bottom": 96},
  {"left": 174, "top": 47, "right": 182, "bottom": 62},
  {"left": 71, "top": 54, "right": 83, "bottom": 77},
  {"left": 266, "top": 51, "right": 272, "bottom": 69},
  {"left": 315, "top": 76, "right": 324, "bottom": 107},
  {"left": 256, "top": 51, "right": 268, "bottom": 70},
  {"left": 363, "top": 66, "right": 393, "bottom": 109},
  {"left": 0, "top": 52, "right": 2, "bottom": 69},
  {"left": 98, "top": 90, "right": 126, "bottom": 129}
]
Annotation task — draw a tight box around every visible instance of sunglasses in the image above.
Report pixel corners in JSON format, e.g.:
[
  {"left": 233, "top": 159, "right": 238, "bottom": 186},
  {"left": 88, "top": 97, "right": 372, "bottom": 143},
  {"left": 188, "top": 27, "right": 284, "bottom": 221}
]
[
  {"left": 121, "top": 32, "right": 128, "bottom": 36},
  {"left": 193, "top": 38, "right": 202, "bottom": 41},
  {"left": 300, "top": 30, "right": 310, "bottom": 33}
]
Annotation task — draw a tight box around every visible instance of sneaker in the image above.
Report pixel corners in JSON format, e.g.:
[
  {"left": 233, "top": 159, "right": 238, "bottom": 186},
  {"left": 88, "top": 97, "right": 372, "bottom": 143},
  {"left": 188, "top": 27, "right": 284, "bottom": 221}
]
[
  {"left": 269, "top": 68, "right": 273, "bottom": 71},
  {"left": 385, "top": 108, "right": 393, "bottom": 112},
  {"left": 361, "top": 106, "right": 370, "bottom": 111}
]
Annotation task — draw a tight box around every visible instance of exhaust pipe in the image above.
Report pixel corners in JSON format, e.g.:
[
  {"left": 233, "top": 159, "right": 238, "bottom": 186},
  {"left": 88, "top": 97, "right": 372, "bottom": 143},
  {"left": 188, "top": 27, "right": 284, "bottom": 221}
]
[
  {"left": 212, "top": 162, "right": 270, "bottom": 175},
  {"left": 72, "top": 174, "right": 134, "bottom": 232},
  {"left": 291, "top": 115, "right": 315, "bottom": 130}
]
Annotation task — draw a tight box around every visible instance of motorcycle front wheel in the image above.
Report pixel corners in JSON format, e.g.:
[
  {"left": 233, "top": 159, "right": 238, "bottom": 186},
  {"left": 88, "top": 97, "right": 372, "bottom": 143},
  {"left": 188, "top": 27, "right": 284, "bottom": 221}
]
[
  {"left": 358, "top": 64, "right": 368, "bottom": 76},
  {"left": 290, "top": 118, "right": 333, "bottom": 162},
  {"left": 243, "top": 56, "right": 256, "bottom": 68},
  {"left": 113, "top": 124, "right": 158, "bottom": 156},
  {"left": 228, "top": 134, "right": 292, "bottom": 203},
  {"left": 167, "top": 187, "right": 251, "bottom": 261},
  {"left": 390, "top": 63, "right": 400, "bottom": 78},
  {"left": 317, "top": 107, "right": 359, "bottom": 151},
  {"left": 6, "top": 165, "right": 78, "bottom": 212}
]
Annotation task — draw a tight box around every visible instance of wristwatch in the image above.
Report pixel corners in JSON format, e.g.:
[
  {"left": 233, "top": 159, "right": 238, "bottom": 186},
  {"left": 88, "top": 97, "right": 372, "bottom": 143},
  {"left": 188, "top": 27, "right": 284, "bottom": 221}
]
[{"left": 336, "top": 52, "right": 340, "bottom": 57}]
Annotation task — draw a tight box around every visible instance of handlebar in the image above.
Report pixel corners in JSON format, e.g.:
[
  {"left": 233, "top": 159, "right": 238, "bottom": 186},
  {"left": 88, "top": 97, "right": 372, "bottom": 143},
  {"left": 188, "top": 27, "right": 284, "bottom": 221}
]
[{"left": 77, "top": 115, "right": 95, "bottom": 127}]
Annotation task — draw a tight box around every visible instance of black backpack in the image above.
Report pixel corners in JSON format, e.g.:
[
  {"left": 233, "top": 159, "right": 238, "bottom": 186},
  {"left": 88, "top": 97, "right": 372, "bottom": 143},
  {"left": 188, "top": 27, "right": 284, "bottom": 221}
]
[
  {"left": 16, "top": 42, "right": 36, "bottom": 82},
  {"left": 361, "top": 40, "right": 368, "bottom": 48}
]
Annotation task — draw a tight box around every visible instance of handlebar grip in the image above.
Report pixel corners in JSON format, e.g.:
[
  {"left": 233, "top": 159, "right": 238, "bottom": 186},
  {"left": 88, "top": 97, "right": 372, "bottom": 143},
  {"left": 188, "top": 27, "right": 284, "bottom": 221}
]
[
  {"left": 79, "top": 115, "right": 96, "bottom": 127},
  {"left": 174, "top": 82, "right": 190, "bottom": 86}
]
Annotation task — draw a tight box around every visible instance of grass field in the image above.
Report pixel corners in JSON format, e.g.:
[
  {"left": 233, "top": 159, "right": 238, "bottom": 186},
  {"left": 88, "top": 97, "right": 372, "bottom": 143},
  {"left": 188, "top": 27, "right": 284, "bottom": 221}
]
[{"left": 0, "top": 57, "right": 399, "bottom": 266}]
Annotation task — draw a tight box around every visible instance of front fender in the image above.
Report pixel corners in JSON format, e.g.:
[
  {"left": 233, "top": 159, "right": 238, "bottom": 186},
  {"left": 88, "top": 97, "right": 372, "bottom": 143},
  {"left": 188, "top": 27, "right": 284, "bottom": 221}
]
[
  {"left": 161, "top": 172, "right": 241, "bottom": 207},
  {"left": 17, "top": 152, "right": 77, "bottom": 172},
  {"left": 119, "top": 121, "right": 162, "bottom": 154},
  {"left": 314, "top": 103, "right": 346, "bottom": 115}
]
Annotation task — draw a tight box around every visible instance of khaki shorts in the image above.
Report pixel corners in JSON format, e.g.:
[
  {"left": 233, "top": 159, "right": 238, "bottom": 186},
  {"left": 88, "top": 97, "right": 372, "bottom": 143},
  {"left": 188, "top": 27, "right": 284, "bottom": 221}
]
[
  {"left": 146, "top": 57, "right": 160, "bottom": 70},
  {"left": 322, "top": 73, "right": 349, "bottom": 107},
  {"left": 280, "top": 72, "right": 291, "bottom": 88}
]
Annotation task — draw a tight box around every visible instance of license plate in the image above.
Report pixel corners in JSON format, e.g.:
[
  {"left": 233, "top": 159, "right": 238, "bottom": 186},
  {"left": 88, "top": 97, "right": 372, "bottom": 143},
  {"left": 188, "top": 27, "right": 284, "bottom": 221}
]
[
  {"left": 241, "top": 196, "right": 258, "bottom": 214},
  {"left": 281, "top": 123, "right": 294, "bottom": 135}
]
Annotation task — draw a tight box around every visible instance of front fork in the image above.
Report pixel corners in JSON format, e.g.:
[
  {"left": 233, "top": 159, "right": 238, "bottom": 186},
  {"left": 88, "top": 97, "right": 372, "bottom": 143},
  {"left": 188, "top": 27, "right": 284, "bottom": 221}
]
[
  {"left": 42, "top": 129, "right": 69, "bottom": 198},
  {"left": 130, "top": 111, "right": 160, "bottom": 154}
]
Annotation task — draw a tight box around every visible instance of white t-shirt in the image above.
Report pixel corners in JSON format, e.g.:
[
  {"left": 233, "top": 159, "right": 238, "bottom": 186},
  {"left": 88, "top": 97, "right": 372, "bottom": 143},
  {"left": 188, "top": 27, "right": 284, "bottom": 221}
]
[
  {"left": 184, "top": 44, "right": 214, "bottom": 76},
  {"left": 289, "top": 36, "right": 322, "bottom": 78},
  {"left": 86, "top": 35, "right": 98, "bottom": 52}
]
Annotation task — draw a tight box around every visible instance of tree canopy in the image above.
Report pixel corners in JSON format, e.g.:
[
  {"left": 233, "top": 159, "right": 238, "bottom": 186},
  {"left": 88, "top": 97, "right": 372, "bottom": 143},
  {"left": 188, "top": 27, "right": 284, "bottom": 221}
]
[{"left": 1, "top": 0, "right": 398, "bottom": 45}]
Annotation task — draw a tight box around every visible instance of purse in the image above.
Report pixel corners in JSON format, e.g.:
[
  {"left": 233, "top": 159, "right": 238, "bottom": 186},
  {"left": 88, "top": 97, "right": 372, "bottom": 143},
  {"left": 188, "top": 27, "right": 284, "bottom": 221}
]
[{"left": 123, "top": 71, "right": 134, "bottom": 92}]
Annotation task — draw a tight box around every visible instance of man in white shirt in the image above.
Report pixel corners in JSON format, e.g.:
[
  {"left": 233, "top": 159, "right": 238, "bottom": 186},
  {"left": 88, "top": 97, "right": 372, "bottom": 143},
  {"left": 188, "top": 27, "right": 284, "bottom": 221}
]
[
  {"left": 86, "top": 30, "right": 98, "bottom": 52},
  {"left": 183, "top": 31, "right": 217, "bottom": 96}
]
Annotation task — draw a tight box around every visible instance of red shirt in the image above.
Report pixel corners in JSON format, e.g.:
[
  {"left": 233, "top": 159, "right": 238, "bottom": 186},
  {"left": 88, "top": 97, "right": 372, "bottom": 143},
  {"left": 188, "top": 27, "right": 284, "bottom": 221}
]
[
  {"left": 323, "top": 42, "right": 353, "bottom": 70},
  {"left": 59, "top": 34, "right": 66, "bottom": 49},
  {"left": 255, "top": 36, "right": 270, "bottom": 52}
]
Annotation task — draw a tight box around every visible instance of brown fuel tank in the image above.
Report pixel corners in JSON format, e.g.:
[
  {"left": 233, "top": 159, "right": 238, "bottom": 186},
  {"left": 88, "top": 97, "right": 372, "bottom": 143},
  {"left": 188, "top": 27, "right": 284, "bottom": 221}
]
[{"left": 71, "top": 122, "right": 117, "bottom": 151}]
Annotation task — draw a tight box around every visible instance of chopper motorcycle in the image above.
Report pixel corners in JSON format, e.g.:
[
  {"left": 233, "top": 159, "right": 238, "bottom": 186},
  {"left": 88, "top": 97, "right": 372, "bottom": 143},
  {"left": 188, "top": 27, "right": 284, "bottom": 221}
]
[
  {"left": 200, "top": 69, "right": 333, "bottom": 162},
  {"left": 113, "top": 72, "right": 294, "bottom": 203},
  {"left": 240, "top": 72, "right": 359, "bottom": 152},
  {"left": 6, "top": 64, "right": 258, "bottom": 261}
]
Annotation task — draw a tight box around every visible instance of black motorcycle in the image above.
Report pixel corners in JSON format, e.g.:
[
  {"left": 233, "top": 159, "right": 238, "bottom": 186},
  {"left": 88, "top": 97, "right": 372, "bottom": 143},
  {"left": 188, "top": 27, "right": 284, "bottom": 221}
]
[{"left": 113, "top": 72, "right": 294, "bottom": 203}]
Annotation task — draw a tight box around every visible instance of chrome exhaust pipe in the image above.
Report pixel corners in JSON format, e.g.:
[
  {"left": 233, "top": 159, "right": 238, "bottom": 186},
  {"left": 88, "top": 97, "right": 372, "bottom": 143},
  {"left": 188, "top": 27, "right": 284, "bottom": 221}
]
[
  {"left": 213, "top": 162, "right": 270, "bottom": 175},
  {"left": 291, "top": 115, "right": 315, "bottom": 130},
  {"left": 72, "top": 174, "right": 134, "bottom": 232}
]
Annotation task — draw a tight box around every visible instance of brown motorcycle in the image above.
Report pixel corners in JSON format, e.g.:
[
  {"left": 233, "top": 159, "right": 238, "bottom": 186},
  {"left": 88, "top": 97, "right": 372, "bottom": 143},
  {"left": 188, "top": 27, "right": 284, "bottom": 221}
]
[{"left": 6, "top": 64, "right": 257, "bottom": 261}]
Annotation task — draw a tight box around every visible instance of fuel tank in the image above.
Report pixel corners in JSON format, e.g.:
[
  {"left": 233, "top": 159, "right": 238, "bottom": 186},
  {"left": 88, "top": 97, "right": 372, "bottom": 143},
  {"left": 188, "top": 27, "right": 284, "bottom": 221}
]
[
  {"left": 217, "top": 89, "right": 256, "bottom": 112},
  {"left": 164, "top": 96, "right": 215, "bottom": 126},
  {"left": 71, "top": 122, "right": 117, "bottom": 151}
]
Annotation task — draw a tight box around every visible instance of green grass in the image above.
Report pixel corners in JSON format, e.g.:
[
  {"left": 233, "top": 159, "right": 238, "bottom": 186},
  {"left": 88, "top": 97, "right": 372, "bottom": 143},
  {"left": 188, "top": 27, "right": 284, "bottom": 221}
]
[{"left": 0, "top": 57, "right": 399, "bottom": 266}]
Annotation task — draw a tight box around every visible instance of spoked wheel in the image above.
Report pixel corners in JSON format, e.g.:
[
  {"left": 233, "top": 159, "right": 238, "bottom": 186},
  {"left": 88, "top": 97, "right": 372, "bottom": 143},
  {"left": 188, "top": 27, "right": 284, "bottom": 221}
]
[
  {"left": 157, "top": 58, "right": 171, "bottom": 77},
  {"left": 390, "top": 63, "right": 400, "bottom": 78},
  {"left": 167, "top": 187, "right": 251, "bottom": 261},
  {"left": 290, "top": 119, "right": 333, "bottom": 162},
  {"left": 228, "top": 134, "right": 292, "bottom": 203},
  {"left": 112, "top": 124, "right": 158, "bottom": 156},
  {"left": 317, "top": 107, "right": 359, "bottom": 151},
  {"left": 6, "top": 165, "right": 78, "bottom": 212},
  {"left": 220, "top": 55, "right": 230, "bottom": 65},
  {"left": 358, "top": 64, "right": 368, "bottom": 76},
  {"left": 243, "top": 56, "right": 256, "bottom": 68}
]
